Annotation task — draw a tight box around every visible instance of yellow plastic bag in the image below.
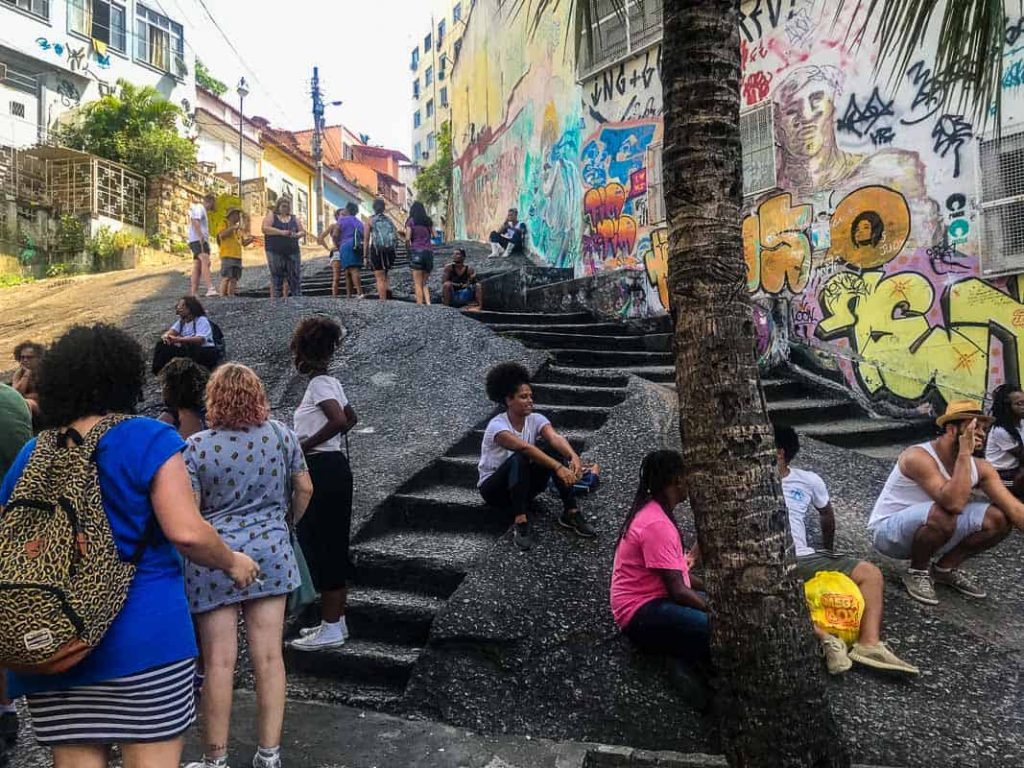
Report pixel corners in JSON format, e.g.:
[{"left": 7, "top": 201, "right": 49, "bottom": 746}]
[{"left": 803, "top": 570, "right": 864, "bottom": 647}]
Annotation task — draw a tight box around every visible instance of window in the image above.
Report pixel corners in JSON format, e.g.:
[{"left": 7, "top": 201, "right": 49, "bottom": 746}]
[
  {"left": 413, "top": 110, "right": 421, "bottom": 129},
  {"left": 427, "top": 131, "right": 436, "bottom": 151},
  {"left": 424, "top": 33, "right": 432, "bottom": 53},
  {"left": 135, "top": 3, "right": 185, "bottom": 75},
  {"left": 410, "top": 47, "right": 419, "bottom": 70},
  {"left": 740, "top": 103, "right": 776, "bottom": 198},
  {"left": 413, "top": 78, "right": 420, "bottom": 99},
  {"left": 70, "top": 0, "right": 127, "bottom": 53},
  {"left": 414, "top": 141, "right": 422, "bottom": 161},
  {"left": 646, "top": 143, "right": 664, "bottom": 223},
  {"left": 3, "top": 0, "right": 48, "bottom": 18},
  {"left": 440, "top": 87, "right": 448, "bottom": 108},
  {"left": 425, "top": 65, "right": 433, "bottom": 86},
  {"left": 438, "top": 19, "right": 446, "bottom": 47},
  {"left": 980, "top": 129, "right": 1024, "bottom": 275},
  {"left": 453, "top": 2, "right": 461, "bottom": 22},
  {"left": 454, "top": 38, "right": 462, "bottom": 63},
  {"left": 579, "top": 0, "right": 663, "bottom": 76},
  {"left": 9, "top": 101, "right": 25, "bottom": 118},
  {"left": 426, "top": 99, "right": 434, "bottom": 118}
]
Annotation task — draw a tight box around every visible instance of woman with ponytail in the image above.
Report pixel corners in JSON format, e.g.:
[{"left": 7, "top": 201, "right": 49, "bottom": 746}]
[{"left": 610, "top": 450, "right": 709, "bottom": 666}]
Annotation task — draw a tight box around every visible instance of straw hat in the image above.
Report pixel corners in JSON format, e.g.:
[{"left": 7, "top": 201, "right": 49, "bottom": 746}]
[{"left": 936, "top": 399, "right": 994, "bottom": 427}]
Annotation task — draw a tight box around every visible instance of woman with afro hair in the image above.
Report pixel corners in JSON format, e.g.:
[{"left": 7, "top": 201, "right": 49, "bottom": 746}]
[
  {"left": 157, "top": 357, "right": 209, "bottom": 439},
  {"left": 289, "top": 316, "right": 359, "bottom": 650},
  {"left": 478, "top": 362, "right": 595, "bottom": 551}
]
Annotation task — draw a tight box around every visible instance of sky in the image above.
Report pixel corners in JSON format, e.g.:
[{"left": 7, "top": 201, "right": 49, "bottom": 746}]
[{"left": 169, "top": 0, "right": 439, "bottom": 157}]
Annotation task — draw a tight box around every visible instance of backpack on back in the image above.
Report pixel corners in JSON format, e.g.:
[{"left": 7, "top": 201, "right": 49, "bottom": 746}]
[
  {"left": 0, "top": 415, "right": 144, "bottom": 674},
  {"left": 210, "top": 320, "right": 227, "bottom": 361},
  {"left": 371, "top": 214, "right": 398, "bottom": 252}
]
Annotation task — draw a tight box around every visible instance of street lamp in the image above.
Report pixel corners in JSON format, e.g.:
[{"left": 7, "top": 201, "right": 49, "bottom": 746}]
[{"left": 236, "top": 77, "right": 249, "bottom": 197}]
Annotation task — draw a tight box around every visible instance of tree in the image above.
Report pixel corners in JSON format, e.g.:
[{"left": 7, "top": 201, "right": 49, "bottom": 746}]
[
  {"left": 414, "top": 120, "right": 453, "bottom": 210},
  {"left": 196, "top": 59, "right": 228, "bottom": 97},
  {"left": 55, "top": 80, "right": 197, "bottom": 178}
]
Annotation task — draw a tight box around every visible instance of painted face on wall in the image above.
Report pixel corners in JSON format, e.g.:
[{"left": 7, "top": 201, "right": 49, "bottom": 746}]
[{"left": 774, "top": 66, "right": 842, "bottom": 160}]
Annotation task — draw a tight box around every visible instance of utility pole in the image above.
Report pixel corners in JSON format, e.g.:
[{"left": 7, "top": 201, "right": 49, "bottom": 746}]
[{"left": 311, "top": 66, "right": 325, "bottom": 234}]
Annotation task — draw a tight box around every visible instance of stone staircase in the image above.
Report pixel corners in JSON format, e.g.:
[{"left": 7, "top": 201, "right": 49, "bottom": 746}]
[
  {"left": 468, "top": 309, "right": 931, "bottom": 459},
  {"left": 282, "top": 364, "right": 629, "bottom": 708}
]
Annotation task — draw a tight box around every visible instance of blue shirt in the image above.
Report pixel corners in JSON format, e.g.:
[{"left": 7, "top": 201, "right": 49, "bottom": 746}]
[{"left": 1, "top": 418, "right": 197, "bottom": 696}]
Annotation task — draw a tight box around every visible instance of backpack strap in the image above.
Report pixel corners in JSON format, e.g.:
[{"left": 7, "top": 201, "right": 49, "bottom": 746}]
[{"left": 81, "top": 415, "right": 136, "bottom": 460}]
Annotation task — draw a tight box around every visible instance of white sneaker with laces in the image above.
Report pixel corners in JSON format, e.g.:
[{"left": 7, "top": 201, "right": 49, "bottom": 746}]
[
  {"left": 184, "top": 757, "right": 229, "bottom": 768},
  {"left": 290, "top": 625, "right": 345, "bottom": 651},
  {"left": 298, "top": 621, "right": 349, "bottom": 641}
]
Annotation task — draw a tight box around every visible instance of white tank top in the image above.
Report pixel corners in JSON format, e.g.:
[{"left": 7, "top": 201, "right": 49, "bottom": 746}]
[{"left": 868, "top": 442, "right": 979, "bottom": 529}]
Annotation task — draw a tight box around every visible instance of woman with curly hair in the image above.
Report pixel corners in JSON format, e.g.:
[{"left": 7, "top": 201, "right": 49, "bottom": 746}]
[
  {"left": 158, "top": 358, "right": 209, "bottom": 439},
  {"left": 11, "top": 340, "right": 43, "bottom": 419},
  {"left": 986, "top": 384, "right": 1024, "bottom": 498},
  {"left": 478, "top": 362, "right": 594, "bottom": 551},
  {"left": 152, "top": 297, "right": 221, "bottom": 375},
  {"left": 0, "top": 324, "right": 258, "bottom": 768},
  {"left": 183, "top": 364, "right": 313, "bottom": 768},
  {"left": 289, "top": 316, "right": 359, "bottom": 650}
]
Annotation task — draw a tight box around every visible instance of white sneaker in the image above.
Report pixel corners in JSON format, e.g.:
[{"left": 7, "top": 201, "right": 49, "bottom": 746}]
[
  {"left": 290, "top": 626, "right": 345, "bottom": 651},
  {"left": 489, "top": 243, "right": 501, "bottom": 258},
  {"left": 252, "top": 752, "right": 281, "bottom": 768},
  {"left": 185, "top": 758, "right": 229, "bottom": 768},
  {"left": 298, "top": 621, "right": 349, "bottom": 641},
  {"left": 205, "top": 288, "right": 219, "bottom": 297},
  {"left": 503, "top": 243, "right": 514, "bottom": 257}
]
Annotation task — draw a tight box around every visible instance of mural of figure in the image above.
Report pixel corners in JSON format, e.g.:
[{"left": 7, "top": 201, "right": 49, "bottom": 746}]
[{"left": 526, "top": 105, "right": 583, "bottom": 268}]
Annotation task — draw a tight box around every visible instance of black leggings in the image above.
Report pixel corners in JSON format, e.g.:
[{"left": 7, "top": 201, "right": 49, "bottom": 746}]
[
  {"left": 479, "top": 447, "right": 576, "bottom": 522},
  {"left": 299, "top": 451, "right": 355, "bottom": 591},
  {"left": 151, "top": 341, "right": 220, "bottom": 375}
]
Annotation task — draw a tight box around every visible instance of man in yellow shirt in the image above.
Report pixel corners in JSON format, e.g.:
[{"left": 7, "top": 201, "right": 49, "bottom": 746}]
[{"left": 217, "top": 207, "right": 254, "bottom": 297}]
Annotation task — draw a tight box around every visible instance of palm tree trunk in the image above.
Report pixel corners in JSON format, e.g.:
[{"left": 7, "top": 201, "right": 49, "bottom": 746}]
[{"left": 662, "top": 2, "right": 849, "bottom": 765}]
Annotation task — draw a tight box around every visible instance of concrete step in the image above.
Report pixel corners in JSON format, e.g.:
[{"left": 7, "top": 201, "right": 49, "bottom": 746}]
[
  {"left": 506, "top": 330, "right": 672, "bottom": 353},
  {"left": 284, "top": 637, "right": 420, "bottom": 687},
  {"left": 275, "top": 674, "right": 406, "bottom": 710},
  {"left": 450, "top": 427, "right": 589, "bottom": 457},
  {"left": 530, "top": 382, "right": 629, "bottom": 408},
  {"left": 537, "top": 366, "right": 630, "bottom": 390},
  {"left": 403, "top": 455, "right": 480, "bottom": 490},
  {"left": 486, "top": 322, "right": 650, "bottom": 335},
  {"left": 760, "top": 376, "right": 814, "bottom": 400},
  {"left": 551, "top": 349, "right": 673, "bottom": 368},
  {"left": 541, "top": 404, "right": 613, "bottom": 430},
  {"left": 767, "top": 397, "right": 861, "bottom": 424},
  {"left": 384, "top": 484, "right": 505, "bottom": 535},
  {"left": 468, "top": 310, "right": 594, "bottom": 325},
  {"left": 344, "top": 587, "right": 444, "bottom": 645},
  {"left": 799, "top": 417, "right": 933, "bottom": 449},
  {"left": 351, "top": 529, "right": 496, "bottom": 598}
]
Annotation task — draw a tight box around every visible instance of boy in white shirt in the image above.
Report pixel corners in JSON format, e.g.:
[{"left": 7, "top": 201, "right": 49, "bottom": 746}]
[{"left": 774, "top": 425, "right": 918, "bottom": 676}]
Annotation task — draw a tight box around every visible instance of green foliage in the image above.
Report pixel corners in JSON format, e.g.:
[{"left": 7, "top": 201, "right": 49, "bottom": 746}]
[
  {"left": 55, "top": 80, "right": 197, "bottom": 177},
  {"left": 0, "top": 273, "right": 34, "bottom": 289},
  {"left": 53, "top": 214, "right": 86, "bottom": 255},
  {"left": 196, "top": 59, "right": 228, "bottom": 97},
  {"left": 45, "top": 262, "right": 80, "bottom": 278},
  {"left": 414, "top": 121, "right": 453, "bottom": 209},
  {"left": 86, "top": 226, "right": 148, "bottom": 270},
  {"left": 170, "top": 240, "right": 191, "bottom": 255}
]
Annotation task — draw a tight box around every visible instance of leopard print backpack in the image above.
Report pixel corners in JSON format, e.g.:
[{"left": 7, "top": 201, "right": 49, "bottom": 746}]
[{"left": 0, "top": 415, "right": 145, "bottom": 674}]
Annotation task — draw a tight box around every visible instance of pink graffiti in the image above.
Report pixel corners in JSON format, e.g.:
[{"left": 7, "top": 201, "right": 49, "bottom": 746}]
[
  {"left": 628, "top": 168, "right": 648, "bottom": 199},
  {"left": 743, "top": 71, "right": 773, "bottom": 105},
  {"left": 584, "top": 183, "right": 627, "bottom": 224}
]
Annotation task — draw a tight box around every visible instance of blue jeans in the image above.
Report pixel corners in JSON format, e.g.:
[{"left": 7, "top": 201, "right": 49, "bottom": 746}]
[{"left": 624, "top": 597, "right": 711, "bottom": 666}]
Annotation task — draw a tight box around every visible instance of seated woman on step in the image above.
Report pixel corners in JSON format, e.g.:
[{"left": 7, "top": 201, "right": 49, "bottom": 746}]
[
  {"left": 477, "top": 362, "right": 595, "bottom": 551},
  {"left": 611, "top": 450, "right": 710, "bottom": 690}
]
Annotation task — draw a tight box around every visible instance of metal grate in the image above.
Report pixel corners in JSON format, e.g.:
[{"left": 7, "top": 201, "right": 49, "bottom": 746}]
[
  {"left": 741, "top": 103, "right": 776, "bottom": 197},
  {"left": 9, "top": 101, "right": 24, "bottom": 119},
  {"left": 579, "top": 0, "right": 663, "bottom": 77},
  {"left": 646, "top": 143, "right": 665, "bottom": 224},
  {"left": 979, "top": 130, "right": 1024, "bottom": 275}
]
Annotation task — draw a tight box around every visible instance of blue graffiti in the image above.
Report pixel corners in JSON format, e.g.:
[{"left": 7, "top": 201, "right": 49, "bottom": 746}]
[
  {"left": 522, "top": 123, "right": 584, "bottom": 269},
  {"left": 36, "top": 37, "right": 66, "bottom": 57},
  {"left": 593, "top": 124, "right": 658, "bottom": 184},
  {"left": 581, "top": 141, "right": 608, "bottom": 187},
  {"left": 1004, "top": 58, "right": 1024, "bottom": 90}
]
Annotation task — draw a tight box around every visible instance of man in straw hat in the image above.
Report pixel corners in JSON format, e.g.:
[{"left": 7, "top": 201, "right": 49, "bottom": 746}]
[{"left": 868, "top": 400, "right": 1024, "bottom": 605}]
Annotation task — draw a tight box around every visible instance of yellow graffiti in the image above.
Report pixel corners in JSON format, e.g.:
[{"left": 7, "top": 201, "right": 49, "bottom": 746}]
[
  {"left": 744, "top": 193, "right": 813, "bottom": 295},
  {"left": 827, "top": 185, "right": 911, "bottom": 269},
  {"left": 819, "top": 272, "right": 1024, "bottom": 402},
  {"left": 644, "top": 228, "right": 670, "bottom": 310}
]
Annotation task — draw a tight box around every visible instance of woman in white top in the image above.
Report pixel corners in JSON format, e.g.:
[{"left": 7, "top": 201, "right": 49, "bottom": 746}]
[
  {"left": 986, "top": 384, "right": 1024, "bottom": 497},
  {"left": 478, "top": 362, "right": 595, "bottom": 551},
  {"left": 152, "top": 296, "right": 221, "bottom": 374},
  {"left": 289, "top": 317, "right": 359, "bottom": 651}
]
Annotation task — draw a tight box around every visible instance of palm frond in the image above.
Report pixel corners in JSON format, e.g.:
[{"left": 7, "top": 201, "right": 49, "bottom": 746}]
[
  {"left": 509, "top": 0, "right": 625, "bottom": 64},
  {"left": 841, "top": 0, "right": 1016, "bottom": 127}
]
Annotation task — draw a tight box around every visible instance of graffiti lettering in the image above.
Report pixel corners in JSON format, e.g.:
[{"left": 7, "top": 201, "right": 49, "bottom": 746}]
[
  {"left": 743, "top": 72, "right": 773, "bottom": 106},
  {"left": 1003, "top": 58, "right": 1024, "bottom": 90},
  {"left": 927, "top": 243, "right": 971, "bottom": 274},
  {"left": 67, "top": 46, "right": 86, "bottom": 72},
  {"left": 55, "top": 79, "right": 81, "bottom": 107},
  {"left": 585, "top": 182, "right": 627, "bottom": 223},
  {"left": 643, "top": 227, "right": 669, "bottom": 310},
  {"left": 871, "top": 127, "right": 895, "bottom": 146},
  {"left": 35, "top": 37, "right": 66, "bottom": 57},
  {"left": 1007, "top": 15, "right": 1024, "bottom": 48},
  {"left": 837, "top": 88, "right": 894, "bottom": 138},
  {"left": 902, "top": 61, "right": 947, "bottom": 125},
  {"left": 931, "top": 114, "right": 972, "bottom": 178},
  {"left": 739, "top": 0, "right": 794, "bottom": 42},
  {"left": 744, "top": 193, "right": 813, "bottom": 295},
  {"left": 589, "top": 47, "right": 660, "bottom": 108},
  {"left": 628, "top": 168, "right": 647, "bottom": 199},
  {"left": 619, "top": 95, "right": 661, "bottom": 122}
]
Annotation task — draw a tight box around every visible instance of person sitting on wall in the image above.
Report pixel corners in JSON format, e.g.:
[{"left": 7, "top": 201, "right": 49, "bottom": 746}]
[
  {"left": 868, "top": 400, "right": 1024, "bottom": 605},
  {"left": 773, "top": 425, "right": 918, "bottom": 676},
  {"left": 217, "top": 206, "right": 254, "bottom": 297},
  {"left": 442, "top": 248, "right": 482, "bottom": 309},
  {"left": 985, "top": 384, "right": 1024, "bottom": 499},
  {"left": 478, "top": 362, "right": 595, "bottom": 551},
  {"left": 11, "top": 341, "right": 43, "bottom": 421},
  {"left": 152, "top": 296, "right": 222, "bottom": 375},
  {"left": 488, "top": 208, "right": 527, "bottom": 258}
]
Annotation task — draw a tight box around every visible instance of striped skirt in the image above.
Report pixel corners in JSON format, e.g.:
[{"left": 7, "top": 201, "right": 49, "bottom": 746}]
[{"left": 25, "top": 658, "right": 196, "bottom": 746}]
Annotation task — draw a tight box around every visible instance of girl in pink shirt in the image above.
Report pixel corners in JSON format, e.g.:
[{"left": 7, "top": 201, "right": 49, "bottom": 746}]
[{"left": 610, "top": 450, "right": 709, "bottom": 667}]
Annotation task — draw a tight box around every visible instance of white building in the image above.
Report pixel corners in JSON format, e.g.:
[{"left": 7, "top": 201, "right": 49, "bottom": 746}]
[
  {"left": 0, "top": 0, "right": 196, "bottom": 147},
  {"left": 194, "top": 85, "right": 260, "bottom": 184}
]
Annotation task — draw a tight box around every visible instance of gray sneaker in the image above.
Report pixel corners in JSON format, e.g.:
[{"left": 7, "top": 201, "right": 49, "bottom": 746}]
[
  {"left": 902, "top": 568, "right": 938, "bottom": 605},
  {"left": 932, "top": 566, "right": 987, "bottom": 598}
]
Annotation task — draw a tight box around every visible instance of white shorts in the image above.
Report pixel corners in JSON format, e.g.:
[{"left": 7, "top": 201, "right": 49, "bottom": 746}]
[
  {"left": 870, "top": 501, "right": 989, "bottom": 559},
  {"left": 328, "top": 250, "right": 340, "bottom": 263}
]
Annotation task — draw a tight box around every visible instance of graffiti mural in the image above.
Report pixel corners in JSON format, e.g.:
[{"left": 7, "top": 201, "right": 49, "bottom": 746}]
[{"left": 734, "top": 0, "right": 1024, "bottom": 414}]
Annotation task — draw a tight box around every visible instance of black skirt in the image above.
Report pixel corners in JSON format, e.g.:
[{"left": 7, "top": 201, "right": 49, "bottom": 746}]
[{"left": 298, "top": 451, "right": 355, "bottom": 591}]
